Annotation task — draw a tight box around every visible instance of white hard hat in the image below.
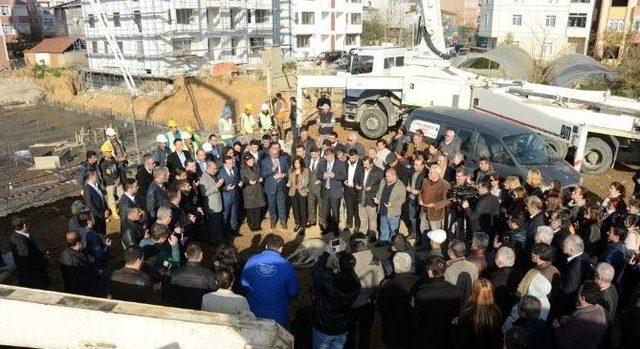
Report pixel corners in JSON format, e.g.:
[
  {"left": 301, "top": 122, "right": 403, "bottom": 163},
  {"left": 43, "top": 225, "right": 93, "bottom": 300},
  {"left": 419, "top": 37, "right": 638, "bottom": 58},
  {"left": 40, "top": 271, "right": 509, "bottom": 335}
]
[
  {"left": 105, "top": 127, "right": 117, "bottom": 136},
  {"left": 427, "top": 229, "right": 447, "bottom": 244},
  {"left": 182, "top": 131, "right": 192, "bottom": 140},
  {"left": 261, "top": 103, "right": 270, "bottom": 111},
  {"left": 156, "top": 134, "right": 168, "bottom": 143},
  {"left": 201, "top": 142, "right": 213, "bottom": 152},
  {"left": 321, "top": 104, "right": 330, "bottom": 111}
]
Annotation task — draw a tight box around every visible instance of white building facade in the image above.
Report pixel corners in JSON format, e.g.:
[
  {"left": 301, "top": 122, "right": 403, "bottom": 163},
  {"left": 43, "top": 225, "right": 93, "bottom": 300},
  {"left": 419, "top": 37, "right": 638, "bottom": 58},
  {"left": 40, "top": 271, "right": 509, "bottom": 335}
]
[
  {"left": 477, "top": 0, "right": 595, "bottom": 59},
  {"left": 82, "top": 0, "right": 363, "bottom": 77}
]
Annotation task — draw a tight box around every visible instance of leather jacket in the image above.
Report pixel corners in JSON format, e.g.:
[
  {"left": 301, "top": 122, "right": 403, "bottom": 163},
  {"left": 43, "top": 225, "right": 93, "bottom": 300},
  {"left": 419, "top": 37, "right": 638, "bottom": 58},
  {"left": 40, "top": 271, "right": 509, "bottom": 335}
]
[{"left": 170, "top": 261, "right": 216, "bottom": 290}]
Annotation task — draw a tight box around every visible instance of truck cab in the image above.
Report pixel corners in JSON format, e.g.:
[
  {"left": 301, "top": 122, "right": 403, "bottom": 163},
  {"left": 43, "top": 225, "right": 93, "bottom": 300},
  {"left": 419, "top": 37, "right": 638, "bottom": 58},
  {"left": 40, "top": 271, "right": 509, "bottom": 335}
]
[{"left": 342, "top": 46, "right": 406, "bottom": 76}]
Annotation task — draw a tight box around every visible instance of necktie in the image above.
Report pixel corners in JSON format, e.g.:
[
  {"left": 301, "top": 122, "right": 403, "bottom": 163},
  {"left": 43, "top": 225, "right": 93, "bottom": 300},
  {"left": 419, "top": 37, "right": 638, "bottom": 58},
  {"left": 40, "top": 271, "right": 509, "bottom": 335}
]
[{"left": 325, "top": 162, "right": 332, "bottom": 189}]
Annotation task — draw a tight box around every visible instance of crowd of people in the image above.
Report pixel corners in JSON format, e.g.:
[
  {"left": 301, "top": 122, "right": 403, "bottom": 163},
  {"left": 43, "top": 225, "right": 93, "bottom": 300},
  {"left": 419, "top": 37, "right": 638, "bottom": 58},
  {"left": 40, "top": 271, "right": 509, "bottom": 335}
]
[{"left": 4, "top": 98, "right": 640, "bottom": 349}]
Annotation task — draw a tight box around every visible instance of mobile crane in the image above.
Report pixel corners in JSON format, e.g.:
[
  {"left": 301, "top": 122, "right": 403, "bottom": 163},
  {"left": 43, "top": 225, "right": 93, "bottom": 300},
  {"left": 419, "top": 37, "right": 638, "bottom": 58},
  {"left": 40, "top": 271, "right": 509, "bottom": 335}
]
[{"left": 296, "top": 0, "right": 640, "bottom": 174}]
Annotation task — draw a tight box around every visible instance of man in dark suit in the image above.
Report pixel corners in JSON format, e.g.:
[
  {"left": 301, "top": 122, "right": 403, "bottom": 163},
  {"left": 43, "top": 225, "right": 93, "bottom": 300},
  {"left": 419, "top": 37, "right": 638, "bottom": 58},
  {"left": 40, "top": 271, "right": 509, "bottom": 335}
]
[
  {"left": 343, "top": 149, "right": 363, "bottom": 232},
  {"left": 219, "top": 155, "right": 241, "bottom": 234},
  {"left": 146, "top": 166, "right": 170, "bottom": 220},
  {"left": 317, "top": 148, "right": 347, "bottom": 234},
  {"left": 405, "top": 155, "right": 427, "bottom": 239},
  {"left": 298, "top": 126, "right": 317, "bottom": 155},
  {"left": 83, "top": 169, "right": 109, "bottom": 235},
  {"left": 307, "top": 146, "right": 323, "bottom": 227},
  {"left": 121, "top": 206, "right": 145, "bottom": 250},
  {"left": 167, "top": 139, "right": 192, "bottom": 174},
  {"left": 559, "top": 234, "right": 594, "bottom": 316},
  {"left": 118, "top": 178, "right": 138, "bottom": 223},
  {"left": 59, "top": 231, "right": 103, "bottom": 296},
  {"left": 9, "top": 216, "right": 50, "bottom": 289},
  {"left": 355, "top": 156, "right": 383, "bottom": 238},
  {"left": 524, "top": 195, "right": 547, "bottom": 253},
  {"left": 135, "top": 155, "right": 155, "bottom": 211},
  {"left": 553, "top": 280, "right": 607, "bottom": 349},
  {"left": 261, "top": 141, "right": 291, "bottom": 229},
  {"left": 194, "top": 148, "right": 208, "bottom": 178}
]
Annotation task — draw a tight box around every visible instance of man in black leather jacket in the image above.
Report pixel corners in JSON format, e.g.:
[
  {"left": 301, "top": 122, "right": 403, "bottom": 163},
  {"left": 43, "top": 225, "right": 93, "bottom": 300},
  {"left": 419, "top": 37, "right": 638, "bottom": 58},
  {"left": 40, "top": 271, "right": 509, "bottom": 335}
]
[
  {"left": 311, "top": 250, "right": 362, "bottom": 349},
  {"left": 462, "top": 179, "right": 500, "bottom": 238},
  {"left": 111, "top": 247, "right": 154, "bottom": 303},
  {"left": 170, "top": 242, "right": 216, "bottom": 291},
  {"left": 121, "top": 206, "right": 145, "bottom": 250},
  {"left": 59, "top": 231, "right": 104, "bottom": 297}
]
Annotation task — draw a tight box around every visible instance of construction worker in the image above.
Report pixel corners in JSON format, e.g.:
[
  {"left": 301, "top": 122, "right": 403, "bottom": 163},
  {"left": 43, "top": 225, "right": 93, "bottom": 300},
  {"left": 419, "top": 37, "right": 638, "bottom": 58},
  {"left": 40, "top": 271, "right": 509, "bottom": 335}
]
[
  {"left": 182, "top": 131, "right": 198, "bottom": 154},
  {"left": 317, "top": 104, "right": 334, "bottom": 145},
  {"left": 165, "top": 119, "right": 183, "bottom": 152},
  {"left": 218, "top": 107, "right": 235, "bottom": 147},
  {"left": 258, "top": 102, "right": 274, "bottom": 136},
  {"left": 274, "top": 93, "right": 289, "bottom": 139},
  {"left": 98, "top": 141, "right": 120, "bottom": 220},
  {"left": 153, "top": 134, "right": 169, "bottom": 166},
  {"left": 240, "top": 103, "right": 258, "bottom": 140},
  {"left": 184, "top": 124, "right": 202, "bottom": 149},
  {"left": 104, "top": 127, "right": 127, "bottom": 184}
]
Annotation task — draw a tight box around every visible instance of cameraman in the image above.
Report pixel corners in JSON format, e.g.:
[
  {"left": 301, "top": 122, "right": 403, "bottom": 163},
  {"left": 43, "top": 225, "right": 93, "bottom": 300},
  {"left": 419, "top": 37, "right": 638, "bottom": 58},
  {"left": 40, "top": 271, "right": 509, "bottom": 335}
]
[
  {"left": 462, "top": 179, "right": 500, "bottom": 238},
  {"left": 448, "top": 168, "right": 476, "bottom": 241}
]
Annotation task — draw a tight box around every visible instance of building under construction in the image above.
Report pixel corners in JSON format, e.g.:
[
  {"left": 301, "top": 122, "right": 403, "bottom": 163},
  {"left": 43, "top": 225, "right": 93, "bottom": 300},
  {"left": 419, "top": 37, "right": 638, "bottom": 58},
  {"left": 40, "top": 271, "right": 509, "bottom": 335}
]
[{"left": 81, "top": 0, "right": 363, "bottom": 79}]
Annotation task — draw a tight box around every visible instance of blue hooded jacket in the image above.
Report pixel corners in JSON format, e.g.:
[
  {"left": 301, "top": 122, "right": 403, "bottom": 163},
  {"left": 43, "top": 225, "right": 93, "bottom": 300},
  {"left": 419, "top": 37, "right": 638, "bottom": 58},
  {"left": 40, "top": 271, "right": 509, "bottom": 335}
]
[{"left": 241, "top": 249, "right": 299, "bottom": 328}]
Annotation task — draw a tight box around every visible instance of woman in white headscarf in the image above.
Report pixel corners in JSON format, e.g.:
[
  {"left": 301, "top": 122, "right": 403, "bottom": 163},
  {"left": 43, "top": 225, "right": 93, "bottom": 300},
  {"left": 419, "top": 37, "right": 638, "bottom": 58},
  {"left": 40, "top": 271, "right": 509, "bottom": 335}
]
[{"left": 502, "top": 270, "right": 552, "bottom": 333}]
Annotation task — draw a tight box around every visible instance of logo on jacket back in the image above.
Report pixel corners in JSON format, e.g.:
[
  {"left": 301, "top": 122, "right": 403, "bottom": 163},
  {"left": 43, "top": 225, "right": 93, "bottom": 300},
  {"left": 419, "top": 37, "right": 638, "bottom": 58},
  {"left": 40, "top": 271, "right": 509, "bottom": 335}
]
[{"left": 257, "top": 262, "right": 277, "bottom": 277}]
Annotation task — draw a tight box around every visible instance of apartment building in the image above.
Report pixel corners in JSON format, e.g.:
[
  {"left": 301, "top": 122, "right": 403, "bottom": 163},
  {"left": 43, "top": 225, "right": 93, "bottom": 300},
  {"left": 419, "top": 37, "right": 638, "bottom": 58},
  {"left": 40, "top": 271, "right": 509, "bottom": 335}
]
[
  {"left": 1, "top": 0, "right": 32, "bottom": 67},
  {"left": 53, "top": 0, "right": 84, "bottom": 37},
  {"left": 592, "top": 0, "right": 640, "bottom": 58},
  {"left": 81, "top": 0, "right": 363, "bottom": 78},
  {"left": 290, "top": 0, "right": 363, "bottom": 59},
  {"left": 477, "top": 0, "right": 595, "bottom": 59}
]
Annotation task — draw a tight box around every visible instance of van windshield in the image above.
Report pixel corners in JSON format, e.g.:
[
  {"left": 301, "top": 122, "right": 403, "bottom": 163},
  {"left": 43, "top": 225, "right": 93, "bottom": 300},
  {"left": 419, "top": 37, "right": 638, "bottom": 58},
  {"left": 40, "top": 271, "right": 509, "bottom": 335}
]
[
  {"left": 503, "top": 133, "right": 549, "bottom": 165},
  {"left": 350, "top": 55, "right": 374, "bottom": 74}
]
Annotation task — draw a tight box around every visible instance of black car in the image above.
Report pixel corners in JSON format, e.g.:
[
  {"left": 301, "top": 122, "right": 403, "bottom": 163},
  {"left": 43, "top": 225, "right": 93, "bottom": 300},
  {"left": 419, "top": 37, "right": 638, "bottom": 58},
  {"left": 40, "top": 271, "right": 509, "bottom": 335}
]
[
  {"left": 402, "top": 107, "right": 580, "bottom": 188},
  {"left": 317, "top": 50, "right": 347, "bottom": 64}
]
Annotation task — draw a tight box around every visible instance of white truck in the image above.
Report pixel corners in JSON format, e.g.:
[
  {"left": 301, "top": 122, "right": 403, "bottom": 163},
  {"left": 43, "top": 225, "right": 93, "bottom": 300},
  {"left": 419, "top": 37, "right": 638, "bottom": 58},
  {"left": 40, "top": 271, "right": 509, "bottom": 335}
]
[{"left": 296, "top": 0, "right": 640, "bottom": 174}]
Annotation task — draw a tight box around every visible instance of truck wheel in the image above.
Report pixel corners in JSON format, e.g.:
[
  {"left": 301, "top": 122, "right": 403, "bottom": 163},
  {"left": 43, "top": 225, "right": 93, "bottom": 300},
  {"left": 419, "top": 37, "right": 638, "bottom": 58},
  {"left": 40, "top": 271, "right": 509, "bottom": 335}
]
[
  {"left": 581, "top": 137, "right": 613, "bottom": 175},
  {"left": 546, "top": 139, "right": 568, "bottom": 159},
  {"left": 359, "top": 107, "right": 388, "bottom": 139}
]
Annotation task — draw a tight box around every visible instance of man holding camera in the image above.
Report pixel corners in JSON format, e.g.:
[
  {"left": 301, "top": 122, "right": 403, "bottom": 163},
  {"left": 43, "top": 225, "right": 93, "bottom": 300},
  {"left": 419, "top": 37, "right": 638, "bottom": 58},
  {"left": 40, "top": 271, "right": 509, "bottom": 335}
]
[
  {"left": 462, "top": 179, "right": 500, "bottom": 238},
  {"left": 448, "top": 168, "right": 477, "bottom": 241}
]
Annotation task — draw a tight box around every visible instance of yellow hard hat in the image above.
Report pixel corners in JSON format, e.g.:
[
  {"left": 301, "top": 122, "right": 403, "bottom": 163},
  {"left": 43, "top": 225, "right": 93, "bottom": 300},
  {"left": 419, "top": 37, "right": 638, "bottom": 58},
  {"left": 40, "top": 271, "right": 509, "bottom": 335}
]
[
  {"left": 100, "top": 141, "right": 114, "bottom": 153},
  {"left": 184, "top": 124, "right": 195, "bottom": 133},
  {"left": 166, "top": 119, "right": 178, "bottom": 128},
  {"left": 244, "top": 103, "right": 254, "bottom": 111}
]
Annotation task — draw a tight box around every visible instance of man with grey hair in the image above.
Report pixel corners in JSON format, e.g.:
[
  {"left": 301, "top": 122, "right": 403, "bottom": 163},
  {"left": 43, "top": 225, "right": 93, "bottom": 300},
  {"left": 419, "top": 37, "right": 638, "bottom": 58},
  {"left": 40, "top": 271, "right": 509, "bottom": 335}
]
[
  {"left": 146, "top": 166, "right": 170, "bottom": 219},
  {"left": 490, "top": 246, "right": 523, "bottom": 316},
  {"left": 445, "top": 240, "right": 478, "bottom": 304},
  {"left": 69, "top": 200, "right": 89, "bottom": 233},
  {"left": 135, "top": 154, "right": 156, "bottom": 212},
  {"left": 559, "top": 234, "right": 593, "bottom": 316},
  {"left": 377, "top": 251, "right": 419, "bottom": 348},
  {"left": 439, "top": 129, "right": 461, "bottom": 160},
  {"left": 535, "top": 226, "right": 554, "bottom": 245},
  {"left": 595, "top": 262, "right": 618, "bottom": 343},
  {"left": 198, "top": 161, "right": 225, "bottom": 241},
  {"left": 419, "top": 164, "right": 450, "bottom": 233},
  {"left": 525, "top": 196, "right": 546, "bottom": 247}
]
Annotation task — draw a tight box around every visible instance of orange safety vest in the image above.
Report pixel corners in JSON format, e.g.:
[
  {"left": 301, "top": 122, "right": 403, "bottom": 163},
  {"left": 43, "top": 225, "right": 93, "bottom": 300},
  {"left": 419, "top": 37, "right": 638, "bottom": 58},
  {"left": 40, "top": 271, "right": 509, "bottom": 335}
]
[{"left": 276, "top": 99, "right": 289, "bottom": 122}]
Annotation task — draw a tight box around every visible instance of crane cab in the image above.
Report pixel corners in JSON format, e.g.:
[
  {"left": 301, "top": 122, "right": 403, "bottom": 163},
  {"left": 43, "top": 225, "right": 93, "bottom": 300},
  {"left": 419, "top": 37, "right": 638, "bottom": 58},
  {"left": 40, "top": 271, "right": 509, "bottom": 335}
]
[{"left": 342, "top": 46, "right": 406, "bottom": 76}]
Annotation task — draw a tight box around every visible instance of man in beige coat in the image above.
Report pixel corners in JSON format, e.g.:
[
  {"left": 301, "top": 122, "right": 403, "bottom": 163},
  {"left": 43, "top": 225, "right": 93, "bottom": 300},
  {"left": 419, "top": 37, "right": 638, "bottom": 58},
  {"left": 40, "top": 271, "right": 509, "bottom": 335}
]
[
  {"left": 375, "top": 167, "right": 406, "bottom": 246},
  {"left": 445, "top": 239, "right": 479, "bottom": 305}
]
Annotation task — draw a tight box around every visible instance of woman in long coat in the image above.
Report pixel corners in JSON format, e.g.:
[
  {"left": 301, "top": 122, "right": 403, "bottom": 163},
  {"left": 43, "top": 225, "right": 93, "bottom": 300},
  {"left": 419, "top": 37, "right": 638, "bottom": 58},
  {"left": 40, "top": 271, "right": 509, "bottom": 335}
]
[{"left": 240, "top": 154, "right": 265, "bottom": 231}]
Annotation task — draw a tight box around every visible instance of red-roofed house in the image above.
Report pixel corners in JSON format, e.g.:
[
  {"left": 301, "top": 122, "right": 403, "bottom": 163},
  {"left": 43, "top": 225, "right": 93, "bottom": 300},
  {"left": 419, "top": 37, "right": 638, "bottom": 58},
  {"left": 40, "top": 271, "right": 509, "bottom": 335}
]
[{"left": 24, "top": 36, "right": 85, "bottom": 67}]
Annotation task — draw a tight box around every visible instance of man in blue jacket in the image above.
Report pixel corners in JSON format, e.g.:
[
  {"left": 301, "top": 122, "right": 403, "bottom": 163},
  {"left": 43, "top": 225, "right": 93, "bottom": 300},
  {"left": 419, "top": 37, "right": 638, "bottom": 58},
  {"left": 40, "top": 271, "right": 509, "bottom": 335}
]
[{"left": 241, "top": 234, "right": 299, "bottom": 328}]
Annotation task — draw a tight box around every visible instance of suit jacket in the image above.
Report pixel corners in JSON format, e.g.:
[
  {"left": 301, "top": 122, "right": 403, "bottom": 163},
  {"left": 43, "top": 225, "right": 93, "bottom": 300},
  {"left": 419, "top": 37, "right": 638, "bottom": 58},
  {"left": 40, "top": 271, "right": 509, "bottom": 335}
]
[
  {"left": 83, "top": 184, "right": 106, "bottom": 220},
  {"left": 260, "top": 155, "right": 290, "bottom": 195},
  {"left": 287, "top": 168, "right": 310, "bottom": 196},
  {"left": 307, "top": 157, "right": 323, "bottom": 196},
  {"left": 406, "top": 168, "right": 427, "bottom": 201},
  {"left": 9, "top": 232, "right": 50, "bottom": 289},
  {"left": 166, "top": 150, "right": 192, "bottom": 173},
  {"left": 344, "top": 159, "right": 363, "bottom": 189},
  {"left": 218, "top": 166, "right": 240, "bottom": 201},
  {"left": 411, "top": 276, "right": 463, "bottom": 348},
  {"left": 135, "top": 166, "right": 154, "bottom": 210},
  {"left": 146, "top": 181, "right": 168, "bottom": 218},
  {"left": 198, "top": 172, "right": 223, "bottom": 213},
  {"left": 555, "top": 304, "right": 607, "bottom": 349},
  {"left": 118, "top": 193, "right": 136, "bottom": 221},
  {"left": 560, "top": 253, "right": 594, "bottom": 315},
  {"left": 355, "top": 166, "right": 383, "bottom": 206},
  {"left": 316, "top": 159, "right": 347, "bottom": 199}
]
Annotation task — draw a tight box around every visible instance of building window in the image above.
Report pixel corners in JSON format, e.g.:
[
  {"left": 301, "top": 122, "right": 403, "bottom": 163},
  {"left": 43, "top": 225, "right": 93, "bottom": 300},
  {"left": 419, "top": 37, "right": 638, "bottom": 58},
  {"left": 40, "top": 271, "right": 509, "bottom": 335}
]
[
  {"left": 117, "top": 41, "right": 123, "bottom": 53},
  {"left": 134, "top": 10, "right": 142, "bottom": 32},
  {"left": 167, "top": 9, "right": 172, "bottom": 24},
  {"left": 104, "top": 41, "right": 108, "bottom": 53},
  {"left": 176, "top": 8, "right": 193, "bottom": 24},
  {"left": 608, "top": 19, "right": 625, "bottom": 32},
  {"left": 136, "top": 40, "right": 144, "bottom": 56},
  {"left": 384, "top": 57, "right": 394, "bottom": 69},
  {"left": 512, "top": 14, "right": 522, "bottom": 26},
  {"left": 301, "top": 12, "right": 314, "bottom": 25},
  {"left": 91, "top": 41, "right": 98, "bottom": 54},
  {"left": 249, "top": 37, "right": 265, "bottom": 53},
  {"left": 541, "top": 42, "right": 553, "bottom": 55},
  {"left": 231, "top": 37, "right": 240, "bottom": 56},
  {"left": 296, "top": 35, "right": 310, "bottom": 48},
  {"left": 172, "top": 38, "right": 192, "bottom": 51},
  {"left": 88, "top": 14, "right": 95, "bottom": 28},
  {"left": 568, "top": 13, "right": 587, "bottom": 28},
  {"left": 0, "top": 6, "right": 10, "bottom": 15},
  {"left": 113, "top": 12, "right": 120, "bottom": 27},
  {"left": 15, "top": 23, "right": 30, "bottom": 34},
  {"left": 351, "top": 13, "right": 362, "bottom": 25},
  {"left": 545, "top": 15, "right": 556, "bottom": 27},
  {"left": 633, "top": 19, "right": 640, "bottom": 33},
  {"left": 254, "top": 9, "right": 269, "bottom": 24},
  {"left": 208, "top": 37, "right": 220, "bottom": 53},
  {"left": 345, "top": 34, "right": 357, "bottom": 45}
]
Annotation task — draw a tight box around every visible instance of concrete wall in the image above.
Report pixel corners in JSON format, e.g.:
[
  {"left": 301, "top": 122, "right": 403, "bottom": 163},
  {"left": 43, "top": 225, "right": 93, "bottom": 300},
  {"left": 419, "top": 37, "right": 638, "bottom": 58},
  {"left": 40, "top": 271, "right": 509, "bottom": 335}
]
[{"left": 25, "top": 50, "right": 87, "bottom": 67}]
